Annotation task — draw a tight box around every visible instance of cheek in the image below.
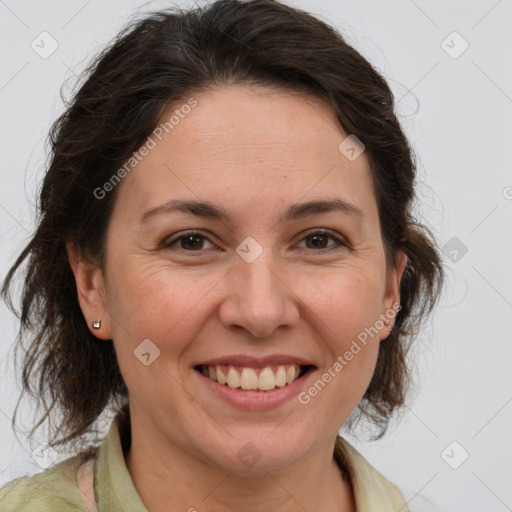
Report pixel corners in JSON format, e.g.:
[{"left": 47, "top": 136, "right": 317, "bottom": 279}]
[
  {"left": 106, "top": 256, "right": 222, "bottom": 359},
  {"left": 301, "top": 267, "right": 385, "bottom": 345},
  {"left": 297, "top": 269, "right": 384, "bottom": 406},
  {"left": 301, "top": 276, "right": 381, "bottom": 429}
]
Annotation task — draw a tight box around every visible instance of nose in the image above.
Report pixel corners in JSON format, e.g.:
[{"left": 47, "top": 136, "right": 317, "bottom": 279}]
[{"left": 218, "top": 252, "right": 300, "bottom": 338}]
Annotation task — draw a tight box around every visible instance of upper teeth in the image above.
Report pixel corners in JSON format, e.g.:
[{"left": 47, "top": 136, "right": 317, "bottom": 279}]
[{"left": 202, "top": 364, "right": 301, "bottom": 391}]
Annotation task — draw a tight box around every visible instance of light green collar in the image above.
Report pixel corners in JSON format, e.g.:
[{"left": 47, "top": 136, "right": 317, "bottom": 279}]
[{"left": 94, "top": 411, "right": 408, "bottom": 511}]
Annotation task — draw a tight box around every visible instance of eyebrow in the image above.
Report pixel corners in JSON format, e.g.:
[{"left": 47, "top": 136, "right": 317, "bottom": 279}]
[{"left": 139, "top": 198, "right": 364, "bottom": 225}]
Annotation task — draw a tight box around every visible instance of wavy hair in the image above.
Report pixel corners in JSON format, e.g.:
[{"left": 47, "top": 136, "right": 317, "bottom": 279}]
[{"left": 2, "top": 0, "right": 444, "bottom": 450}]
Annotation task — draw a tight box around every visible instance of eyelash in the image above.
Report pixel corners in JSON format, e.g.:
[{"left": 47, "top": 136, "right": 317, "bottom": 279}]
[{"left": 162, "top": 229, "right": 348, "bottom": 253}]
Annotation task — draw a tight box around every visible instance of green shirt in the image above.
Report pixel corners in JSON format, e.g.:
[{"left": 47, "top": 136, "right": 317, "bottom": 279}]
[{"left": 0, "top": 411, "right": 408, "bottom": 511}]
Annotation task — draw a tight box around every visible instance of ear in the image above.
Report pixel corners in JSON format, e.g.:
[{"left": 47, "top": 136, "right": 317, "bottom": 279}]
[
  {"left": 379, "top": 250, "right": 408, "bottom": 340},
  {"left": 66, "top": 242, "right": 112, "bottom": 340}
]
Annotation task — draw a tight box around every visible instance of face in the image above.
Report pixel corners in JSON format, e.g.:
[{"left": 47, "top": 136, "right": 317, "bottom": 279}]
[{"left": 71, "top": 84, "right": 406, "bottom": 473}]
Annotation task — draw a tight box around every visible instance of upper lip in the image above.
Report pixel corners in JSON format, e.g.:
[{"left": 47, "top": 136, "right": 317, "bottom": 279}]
[{"left": 194, "top": 354, "right": 316, "bottom": 368}]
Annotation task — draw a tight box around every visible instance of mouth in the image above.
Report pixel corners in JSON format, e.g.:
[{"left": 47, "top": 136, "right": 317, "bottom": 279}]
[{"left": 194, "top": 363, "right": 315, "bottom": 392}]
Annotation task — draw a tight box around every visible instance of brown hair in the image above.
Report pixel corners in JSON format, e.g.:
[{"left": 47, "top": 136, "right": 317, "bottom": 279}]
[{"left": 2, "top": 0, "right": 444, "bottom": 450}]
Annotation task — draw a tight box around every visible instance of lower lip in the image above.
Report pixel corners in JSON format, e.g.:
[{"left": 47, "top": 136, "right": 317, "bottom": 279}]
[{"left": 194, "top": 369, "right": 315, "bottom": 410}]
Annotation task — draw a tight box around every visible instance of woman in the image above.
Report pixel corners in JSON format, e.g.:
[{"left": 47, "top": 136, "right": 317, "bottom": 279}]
[{"left": 0, "top": 0, "right": 444, "bottom": 510}]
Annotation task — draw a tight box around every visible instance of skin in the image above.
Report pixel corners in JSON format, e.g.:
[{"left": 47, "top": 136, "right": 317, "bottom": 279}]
[{"left": 68, "top": 84, "right": 407, "bottom": 512}]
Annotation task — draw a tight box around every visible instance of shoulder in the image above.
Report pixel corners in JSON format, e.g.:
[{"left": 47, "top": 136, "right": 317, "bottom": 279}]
[
  {"left": 0, "top": 455, "right": 88, "bottom": 511},
  {"left": 335, "top": 437, "right": 447, "bottom": 511}
]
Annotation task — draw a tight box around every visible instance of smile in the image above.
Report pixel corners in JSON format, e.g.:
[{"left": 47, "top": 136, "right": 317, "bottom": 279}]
[{"left": 195, "top": 364, "right": 311, "bottom": 392}]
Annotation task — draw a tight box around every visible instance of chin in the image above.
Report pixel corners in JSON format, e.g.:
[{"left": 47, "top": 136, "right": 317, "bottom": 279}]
[{"left": 200, "top": 428, "right": 315, "bottom": 475}]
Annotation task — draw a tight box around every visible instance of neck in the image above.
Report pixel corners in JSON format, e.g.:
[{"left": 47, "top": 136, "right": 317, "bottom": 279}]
[{"left": 124, "top": 417, "right": 356, "bottom": 512}]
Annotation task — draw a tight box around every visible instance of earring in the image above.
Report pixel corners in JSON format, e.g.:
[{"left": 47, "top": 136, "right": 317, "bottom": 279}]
[
  {"left": 92, "top": 320, "right": 101, "bottom": 330},
  {"left": 384, "top": 319, "right": 392, "bottom": 331}
]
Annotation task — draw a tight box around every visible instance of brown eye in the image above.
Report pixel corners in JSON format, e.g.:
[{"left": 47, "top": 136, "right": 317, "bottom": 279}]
[
  {"left": 305, "top": 234, "right": 329, "bottom": 249},
  {"left": 163, "top": 232, "right": 215, "bottom": 251},
  {"left": 180, "top": 234, "right": 204, "bottom": 250},
  {"left": 297, "top": 231, "right": 346, "bottom": 251}
]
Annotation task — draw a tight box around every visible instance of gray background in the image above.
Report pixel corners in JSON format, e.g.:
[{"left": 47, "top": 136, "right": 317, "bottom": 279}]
[{"left": 1, "top": 1, "right": 511, "bottom": 510}]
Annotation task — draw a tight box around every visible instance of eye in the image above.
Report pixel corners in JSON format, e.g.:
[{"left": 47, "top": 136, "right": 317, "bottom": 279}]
[
  {"left": 296, "top": 230, "right": 347, "bottom": 251},
  {"left": 162, "top": 231, "right": 215, "bottom": 252},
  {"left": 161, "top": 229, "right": 348, "bottom": 253}
]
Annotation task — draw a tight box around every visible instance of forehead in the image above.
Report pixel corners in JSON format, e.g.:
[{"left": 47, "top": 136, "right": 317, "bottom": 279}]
[
  {"left": 160, "top": 84, "right": 358, "bottom": 169},
  {"left": 114, "top": 84, "right": 376, "bottom": 224}
]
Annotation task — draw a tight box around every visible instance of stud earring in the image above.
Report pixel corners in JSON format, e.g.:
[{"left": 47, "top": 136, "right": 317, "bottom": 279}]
[
  {"left": 384, "top": 319, "right": 392, "bottom": 331},
  {"left": 92, "top": 320, "right": 101, "bottom": 330}
]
